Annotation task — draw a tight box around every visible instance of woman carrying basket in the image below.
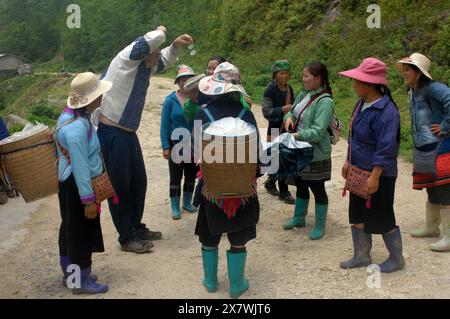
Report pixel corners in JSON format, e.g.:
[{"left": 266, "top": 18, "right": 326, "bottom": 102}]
[
  {"left": 56, "top": 72, "right": 112, "bottom": 294},
  {"left": 193, "top": 62, "right": 260, "bottom": 299},
  {"left": 283, "top": 61, "right": 335, "bottom": 240},
  {"left": 338, "top": 58, "right": 405, "bottom": 273},
  {"left": 396, "top": 53, "right": 450, "bottom": 252}
]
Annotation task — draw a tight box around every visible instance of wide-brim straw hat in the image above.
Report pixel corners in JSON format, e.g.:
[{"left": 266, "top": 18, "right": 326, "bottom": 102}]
[
  {"left": 199, "top": 62, "right": 249, "bottom": 97},
  {"left": 339, "top": 57, "right": 388, "bottom": 85},
  {"left": 396, "top": 52, "right": 433, "bottom": 80},
  {"left": 67, "top": 72, "right": 112, "bottom": 109},
  {"left": 175, "top": 65, "right": 196, "bottom": 84}
]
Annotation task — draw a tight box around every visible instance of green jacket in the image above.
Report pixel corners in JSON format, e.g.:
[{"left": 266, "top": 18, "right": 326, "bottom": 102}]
[{"left": 284, "top": 87, "right": 335, "bottom": 162}]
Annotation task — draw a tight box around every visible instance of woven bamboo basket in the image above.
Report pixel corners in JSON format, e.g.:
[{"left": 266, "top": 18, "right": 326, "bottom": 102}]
[
  {"left": 0, "top": 127, "right": 59, "bottom": 203},
  {"left": 200, "top": 123, "right": 258, "bottom": 198}
]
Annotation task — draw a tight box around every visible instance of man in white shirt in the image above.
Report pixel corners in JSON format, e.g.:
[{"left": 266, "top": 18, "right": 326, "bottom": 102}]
[{"left": 97, "top": 26, "right": 193, "bottom": 254}]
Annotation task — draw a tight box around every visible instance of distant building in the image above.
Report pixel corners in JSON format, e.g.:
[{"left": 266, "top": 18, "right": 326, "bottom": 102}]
[{"left": 0, "top": 54, "right": 32, "bottom": 77}]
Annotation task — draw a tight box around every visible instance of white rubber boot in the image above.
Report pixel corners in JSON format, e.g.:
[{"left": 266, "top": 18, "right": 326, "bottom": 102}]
[
  {"left": 410, "top": 202, "right": 441, "bottom": 238},
  {"left": 430, "top": 208, "right": 450, "bottom": 252}
]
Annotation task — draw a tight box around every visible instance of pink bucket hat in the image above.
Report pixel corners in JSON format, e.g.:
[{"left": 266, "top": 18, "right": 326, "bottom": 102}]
[
  {"left": 339, "top": 57, "right": 388, "bottom": 85},
  {"left": 199, "top": 62, "right": 249, "bottom": 97}
]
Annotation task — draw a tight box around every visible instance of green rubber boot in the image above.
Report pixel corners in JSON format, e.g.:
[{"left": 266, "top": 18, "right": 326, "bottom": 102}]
[
  {"left": 201, "top": 248, "right": 218, "bottom": 293},
  {"left": 170, "top": 197, "right": 181, "bottom": 220},
  {"left": 283, "top": 198, "right": 309, "bottom": 230},
  {"left": 309, "top": 204, "right": 328, "bottom": 240},
  {"left": 226, "top": 250, "right": 249, "bottom": 299},
  {"left": 183, "top": 192, "right": 198, "bottom": 213}
]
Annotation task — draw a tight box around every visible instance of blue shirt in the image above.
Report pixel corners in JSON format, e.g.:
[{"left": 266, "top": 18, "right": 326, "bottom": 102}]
[
  {"left": 160, "top": 91, "right": 195, "bottom": 150},
  {"left": 409, "top": 81, "right": 450, "bottom": 148},
  {"left": 349, "top": 96, "right": 400, "bottom": 177},
  {"left": 56, "top": 108, "right": 103, "bottom": 204}
]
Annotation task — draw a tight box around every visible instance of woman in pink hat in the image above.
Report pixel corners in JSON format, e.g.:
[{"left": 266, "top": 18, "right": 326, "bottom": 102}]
[
  {"left": 338, "top": 58, "right": 405, "bottom": 273},
  {"left": 396, "top": 53, "right": 450, "bottom": 252}
]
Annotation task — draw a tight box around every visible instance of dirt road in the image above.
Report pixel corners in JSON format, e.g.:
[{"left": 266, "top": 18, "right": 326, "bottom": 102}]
[{"left": 0, "top": 76, "right": 448, "bottom": 299}]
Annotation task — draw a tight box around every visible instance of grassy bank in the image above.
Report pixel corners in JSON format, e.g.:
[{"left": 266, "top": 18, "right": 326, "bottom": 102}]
[{"left": 0, "top": 73, "right": 73, "bottom": 131}]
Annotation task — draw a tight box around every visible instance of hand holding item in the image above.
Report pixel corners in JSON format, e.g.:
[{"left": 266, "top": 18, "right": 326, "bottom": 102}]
[
  {"left": 173, "top": 34, "right": 193, "bottom": 49},
  {"left": 84, "top": 203, "right": 97, "bottom": 219},
  {"left": 284, "top": 117, "right": 294, "bottom": 132}
]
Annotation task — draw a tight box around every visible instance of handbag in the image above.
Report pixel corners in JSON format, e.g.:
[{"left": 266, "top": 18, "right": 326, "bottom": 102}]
[
  {"left": 413, "top": 144, "right": 439, "bottom": 174},
  {"left": 342, "top": 100, "right": 372, "bottom": 208},
  {"left": 92, "top": 153, "right": 118, "bottom": 207}
]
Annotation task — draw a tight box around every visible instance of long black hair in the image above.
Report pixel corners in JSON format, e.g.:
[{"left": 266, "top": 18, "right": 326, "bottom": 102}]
[
  {"left": 407, "top": 64, "right": 434, "bottom": 90},
  {"left": 304, "top": 61, "right": 333, "bottom": 97},
  {"left": 375, "top": 84, "right": 401, "bottom": 144},
  {"left": 208, "top": 55, "right": 227, "bottom": 65}
]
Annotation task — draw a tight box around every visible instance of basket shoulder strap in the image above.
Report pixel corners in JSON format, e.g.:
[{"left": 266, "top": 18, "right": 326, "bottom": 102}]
[
  {"left": 203, "top": 108, "right": 215, "bottom": 123},
  {"left": 238, "top": 108, "right": 246, "bottom": 119},
  {"left": 53, "top": 118, "right": 81, "bottom": 160}
]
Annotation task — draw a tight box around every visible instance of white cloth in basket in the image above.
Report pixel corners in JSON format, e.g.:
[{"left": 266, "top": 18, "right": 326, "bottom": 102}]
[{"left": 204, "top": 117, "right": 255, "bottom": 136}]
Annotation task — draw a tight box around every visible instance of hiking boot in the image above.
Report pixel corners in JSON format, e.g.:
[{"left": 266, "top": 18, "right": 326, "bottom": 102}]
[
  {"left": 136, "top": 227, "right": 162, "bottom": 241},
  {"left": 279, "top": 192, "right": 295, "bottom": 205},
  {"left": 264, "top": 181, "right": 279, "bottom": 197},
  {"left": 121, "top": 239, "right": 153, "bottom": 254}
]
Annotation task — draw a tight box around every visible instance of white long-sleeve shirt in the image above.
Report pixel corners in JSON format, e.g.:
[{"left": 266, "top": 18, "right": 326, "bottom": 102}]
[{"left": 98, "top": 30, "right": 179, "bottom": 130}]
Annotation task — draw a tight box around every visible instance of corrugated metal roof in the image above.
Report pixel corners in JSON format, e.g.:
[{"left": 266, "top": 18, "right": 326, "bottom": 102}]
[{"left": 0, "top": 54, "right": 27, "bottom": 61}]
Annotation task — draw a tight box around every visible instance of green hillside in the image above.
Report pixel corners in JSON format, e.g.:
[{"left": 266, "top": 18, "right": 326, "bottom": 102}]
[{"left": 1, "top": 0, "right": 449, "bottom": 160}]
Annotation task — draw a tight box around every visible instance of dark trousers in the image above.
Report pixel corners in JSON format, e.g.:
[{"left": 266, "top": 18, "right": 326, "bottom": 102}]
[
  {"left": 97, "top": 123, "right": 148, "bottom": 245},
  {"left": 168, "top": 156, "right": 197, "bottom": 197},
  {"left": 58, "top": 175, "right": 104, "bottom": 269},
  {"left": 295, "top": 177, "right": 328, "bottom": 205}
]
